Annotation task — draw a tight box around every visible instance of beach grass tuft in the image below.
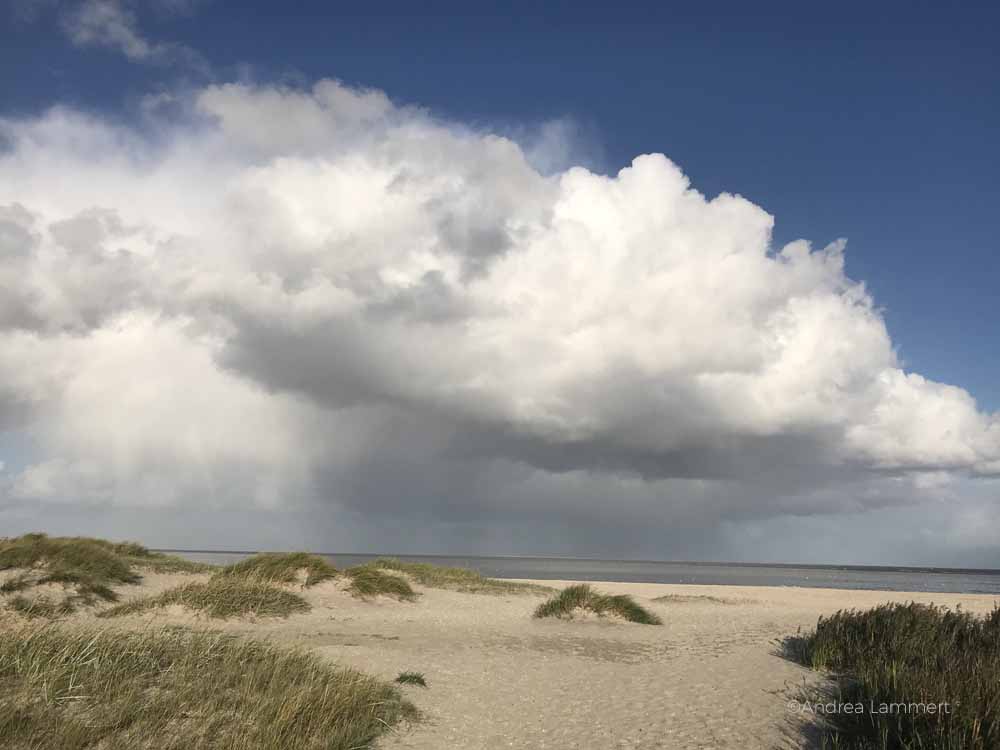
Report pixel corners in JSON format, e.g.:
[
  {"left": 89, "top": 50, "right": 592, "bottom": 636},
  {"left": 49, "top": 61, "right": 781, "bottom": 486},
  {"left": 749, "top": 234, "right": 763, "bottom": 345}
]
[
  {"left": 0, "top": 533, "right": 141, "bottom": 585},
  {"left": 395, "top": 671, "right": 428, "bottom": 687},
  {"left": 0, "top": 621, "right": 416, "bottom": 749},
  {"left": 218, "top": 551, "right": 338, "bottom": 587},
  {"left": 98, "top": 576, "right": 311, "bottom": 619},
  {"left": 346, "top": 565, "right": 418, "bottom": 601},
  {"left": 0, "top": 533, "right": 215, "bottom": 617},
  {"left": 783, "top": 601, "right": 1000, "bottom": 749},
  {"left": 534, "top": 584, "right": 662, "bottom": 625},
  {"left": 370, "top": 557, "right": 551, "bottom": 595}
]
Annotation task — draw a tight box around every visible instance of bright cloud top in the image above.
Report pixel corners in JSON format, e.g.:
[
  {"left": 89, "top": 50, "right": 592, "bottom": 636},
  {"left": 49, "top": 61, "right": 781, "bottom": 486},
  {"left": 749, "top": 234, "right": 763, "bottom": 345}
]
[{"left": 1, "top": 79, "right": 997, "bottom": 519}]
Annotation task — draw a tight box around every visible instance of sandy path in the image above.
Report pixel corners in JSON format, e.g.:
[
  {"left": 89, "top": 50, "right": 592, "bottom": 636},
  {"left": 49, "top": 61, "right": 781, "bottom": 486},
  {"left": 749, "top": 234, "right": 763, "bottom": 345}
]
[{"left": 67, "top": 575, "right": 1000, "bottom": 749}]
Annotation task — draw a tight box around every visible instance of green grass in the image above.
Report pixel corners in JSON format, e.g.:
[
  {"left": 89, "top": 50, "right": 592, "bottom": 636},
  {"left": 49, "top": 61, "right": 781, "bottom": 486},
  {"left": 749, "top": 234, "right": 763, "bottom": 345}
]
[
  {"left": 370, "top": 558, "right": 551, "bottom": 595},
  {"left": 782, "top": 602, "right": 1000, "bottom": 749},
  {"left": 7, "top": 595, "right": 75, "bottom": 619},
  {"left": 98, "top": 576, "right": 311, "bottom": 619},
  {"left": 0, "top": 534, "right": 141, "bottom": 584},
  {"left": 534, "top": 584, "right": 663, "bottom": 625},
  {"left": 0, "top": 534, "right": 216, "bottom": 617},
  {"left": 395, "top": 671, "right": 427, "bottom": 687},
  {"left": 0, "top": 621, "right": 417, "bottom": 749},
  {"left": 121, "top": 552, "right": 216, "bottom": 574},
  {"left": 346, "top": 566, "right": 418, "bottom": 601},
  {"left": 219, "top": 552, "right": 338, "bottom": 587},
  {"left": 1, "top": 533, "right": 213, "bottom": 574}
]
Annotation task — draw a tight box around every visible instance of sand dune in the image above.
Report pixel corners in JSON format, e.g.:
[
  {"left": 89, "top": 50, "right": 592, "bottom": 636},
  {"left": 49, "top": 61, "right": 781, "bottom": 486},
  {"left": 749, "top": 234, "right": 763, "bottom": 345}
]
[{"left": 63, "top": 573, "right": 996, "bottom": 749}]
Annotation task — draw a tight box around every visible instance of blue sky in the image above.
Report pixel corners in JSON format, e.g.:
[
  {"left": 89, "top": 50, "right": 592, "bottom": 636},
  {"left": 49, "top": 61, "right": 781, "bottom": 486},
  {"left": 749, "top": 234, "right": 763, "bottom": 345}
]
[
  {"left": 4, "top": 0, "right": 998, "bottom": 410},
  {"left": 1, "top": 1, "right": 998, "bottom": 564}
]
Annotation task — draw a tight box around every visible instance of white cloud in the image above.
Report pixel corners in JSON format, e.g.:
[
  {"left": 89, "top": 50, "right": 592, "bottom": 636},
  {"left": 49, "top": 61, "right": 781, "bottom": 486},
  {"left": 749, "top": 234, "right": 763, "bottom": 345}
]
[
  {"left": 60, "top": 0, "right": 207, "bottom": 70},
  {"left": 0, "top": 79, "right": 997, "bottom": 545}
]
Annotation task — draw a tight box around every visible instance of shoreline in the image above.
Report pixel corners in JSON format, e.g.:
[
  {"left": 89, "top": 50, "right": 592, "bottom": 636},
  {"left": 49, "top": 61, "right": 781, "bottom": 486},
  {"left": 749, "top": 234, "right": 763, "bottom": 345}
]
[
  {"left": 6, "top": 543, "right": 998, "bottom": 749},
  {"left": 157, "top": 549, "right": 1000, "bottom": 576},
  {"left": 508, "top": 577, "right": 1000, "bottom": 604},
  {"left": 166, "top": 550, "right": 1000, "bottom": 595}
]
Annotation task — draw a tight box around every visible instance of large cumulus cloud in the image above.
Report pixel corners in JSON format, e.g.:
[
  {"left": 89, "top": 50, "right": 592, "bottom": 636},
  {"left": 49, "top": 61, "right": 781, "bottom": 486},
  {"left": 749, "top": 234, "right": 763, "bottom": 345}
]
[{"left": 1, "top": 79, "right": 998, "bottom": 547}]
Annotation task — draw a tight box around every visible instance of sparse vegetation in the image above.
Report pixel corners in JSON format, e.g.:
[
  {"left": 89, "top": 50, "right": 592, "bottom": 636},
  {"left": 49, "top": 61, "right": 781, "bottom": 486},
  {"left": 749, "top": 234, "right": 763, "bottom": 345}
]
[
  {"left": 0, "top": 534, "right": 215, "bottom": 617},
  {"left": 0, "top": 534, "right": 142, "bottom": 615},
  {"left": 121, "top": 550, "right": 216, "bottom": 574},
  {"left": 99, "top": 576, "right": 310, "bottom": 619},
  {"left": 219, "top": 552, "right": 338, "bottom": 587},
  {"left": 0, "top": 533, "right": 140, "bottom": 584},
  {"left": 783, "top": 602, "right": 1000, "bottom": 749},
  {"left": 653, "top": 593, "right": 735, "bottom": 604},
  {"left": 534, "top": 584, "right": 663, "bottom": 625},
  {"left": 0, "top": 621, "right": 416, "bottom": 749},
  {"left": 370, "top": 557, "right": 551, "bottom": 595},
  {"left": 395, "top": 671, "right": 428, "bottom": 687},
  {"left": 346, "top": 566, "right": 418, "bottom": 601},
  {"left": 7, "top": 595, "right": 74, "bottom": 619},
  {"left": 0, "top": 533, "right": 213, "bottom": 577}
]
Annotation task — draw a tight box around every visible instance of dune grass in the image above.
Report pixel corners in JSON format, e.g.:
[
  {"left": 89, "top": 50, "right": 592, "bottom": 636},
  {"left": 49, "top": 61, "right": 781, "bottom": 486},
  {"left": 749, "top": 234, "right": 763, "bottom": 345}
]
[
  {"left": 534, "top": 584, "right": 663, "bottom": 625},
  {"left": 0, "top": 621, "right": 416, "bottom": 750},
  {"left": 0, "top": 533, "right": 213, "bottom": 576},
  {"left": 0, "top": 533, "right": 141, "bottom": 584},
  {"left": 395, "top": 671, "right": 428, "bottom": 687},
  {"left": 6, "top": 595, "right": 75, "bottom": 619},
  {"left": 0, "top": 534, "right": 216, "bottom": 617},
  {"left": 346, "top": 566, "right": 418, "bottom": 601},
  {"left": 783, "top": 602, "right": 1000, "bottom": 749},
  {"left": 98, "top": 576, "right": 310, "bottom": 619},
  {"left": 219, "top": 552, "right": 338, "bottom": 587},
  {"left": 370, "top": 557, "right": 551, "bottom": 595}
]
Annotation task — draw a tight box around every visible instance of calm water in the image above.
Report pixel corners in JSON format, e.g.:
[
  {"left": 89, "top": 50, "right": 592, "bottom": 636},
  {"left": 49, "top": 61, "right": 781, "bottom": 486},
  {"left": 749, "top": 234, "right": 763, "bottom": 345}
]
[{"left": 162, "top": 550, "right": 1000, "bottom": 595}]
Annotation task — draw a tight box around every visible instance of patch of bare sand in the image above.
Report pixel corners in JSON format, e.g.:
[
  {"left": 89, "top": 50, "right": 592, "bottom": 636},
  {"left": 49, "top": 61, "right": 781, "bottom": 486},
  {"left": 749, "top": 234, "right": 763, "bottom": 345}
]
[{"left": 15, "top": 574, "right": 1000, "bottom": 749}]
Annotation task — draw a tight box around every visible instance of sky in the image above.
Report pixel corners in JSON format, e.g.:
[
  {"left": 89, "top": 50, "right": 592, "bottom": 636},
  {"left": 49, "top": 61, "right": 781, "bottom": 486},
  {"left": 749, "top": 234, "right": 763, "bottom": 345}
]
[{"left": 0, "top": 0, "right": 998, "bottom": 566}]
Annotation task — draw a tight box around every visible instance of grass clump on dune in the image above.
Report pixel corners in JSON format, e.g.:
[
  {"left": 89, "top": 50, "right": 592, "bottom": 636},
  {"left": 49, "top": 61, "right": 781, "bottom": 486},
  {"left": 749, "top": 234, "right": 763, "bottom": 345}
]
[
  {"left": 0, "top": 533, "right": 140, "bottom": 585},
  {"left": 346, "top": 566, "right": 418, "bottom": 601},
  {"left": 99, "top": 576, "right": 310, "bottom": 619},
  {"left": 0, "top": 533, "right": 214, "bottom": 617},
  {"left": 371, "top": 557, "right": 551, "bottom": 595},
  {"left": 0, "top": 621, "right": 416, "bottom": 750},
  {"left": 0, "top": 533, "right": 213, "bottom": 576},
  {"left": 219, "top": 551, "right": 338, "bottom": 587},
  {"left": 7, "top": 595, "right": 75, "bottom": 619},
  {"left": 0, "top": 534, "right": 139, "bottom": 615},
  {"left": 783, "top": 602, "right": 1000, "bottom": 749},
  {"left": 534, "top": 584, "right": 663, "bottom": 625},
  {"left": 395, "top": 671, "right": 427, "bottom": 687}
]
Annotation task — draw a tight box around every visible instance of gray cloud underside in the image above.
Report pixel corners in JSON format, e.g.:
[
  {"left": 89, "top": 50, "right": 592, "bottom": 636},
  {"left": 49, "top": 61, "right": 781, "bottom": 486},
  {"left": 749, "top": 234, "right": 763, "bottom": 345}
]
[{"left": 0, "top": 79, "right": 998, "bottom": 559}]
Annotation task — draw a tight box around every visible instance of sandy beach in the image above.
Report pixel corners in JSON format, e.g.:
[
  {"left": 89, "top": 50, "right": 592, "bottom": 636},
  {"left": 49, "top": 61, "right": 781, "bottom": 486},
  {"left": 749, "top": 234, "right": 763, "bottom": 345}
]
[{"left": 50, "top": 571, "right": 997, "bottom": 750}]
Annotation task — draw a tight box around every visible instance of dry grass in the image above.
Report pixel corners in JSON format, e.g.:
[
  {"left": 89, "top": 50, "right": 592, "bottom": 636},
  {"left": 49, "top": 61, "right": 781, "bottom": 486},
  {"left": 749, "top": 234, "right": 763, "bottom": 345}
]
[
  {"left": 0, "top": 534, "right": 216, "bottom": 618},
  {"left": 98, "top": 576, "right": 310, "bottom": 619},
  {"left": 370, "top": 558, "right": 551, "bottom": 595},
  {"left": 346, "top": 566, "right": 418, "bottom": 601},
  {"left": 0, "top": 620, "right": 416, "bottom": 749},
  {"left": 783, "top": 602, "right": 1000, "bottom": 749},
  {"left": 534, "top": 584, "right": 663, "bottom": 625},
  {"left": 395, "top": 671, "right": 428, "bottom": 687},
  {"left": 218, "top": 552, "right": 338, "bottom": 587}
]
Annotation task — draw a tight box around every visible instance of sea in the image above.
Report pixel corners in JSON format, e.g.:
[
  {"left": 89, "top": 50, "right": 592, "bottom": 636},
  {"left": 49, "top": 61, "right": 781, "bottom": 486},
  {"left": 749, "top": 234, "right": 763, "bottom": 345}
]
[{"left": 162, "top": 551, "right": 1000, "bottom": 595}]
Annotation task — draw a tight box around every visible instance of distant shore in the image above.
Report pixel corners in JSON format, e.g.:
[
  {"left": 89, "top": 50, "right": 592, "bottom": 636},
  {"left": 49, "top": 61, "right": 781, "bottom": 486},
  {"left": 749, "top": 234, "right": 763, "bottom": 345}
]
[{"left": 166, "top": 549, "right": 1000, "bottom": 594}]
